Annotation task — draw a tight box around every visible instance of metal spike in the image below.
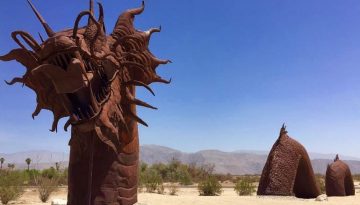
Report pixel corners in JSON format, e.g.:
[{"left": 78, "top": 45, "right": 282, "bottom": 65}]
[
  {"left": 129, "top": 111, "right": 148, "bottom": 127},
  {"left": 124, "top": 80, "right": 155, "bottom": 96},
  {"left": 27, "top": 0, "right": 55, "bottom": 37},
  {"left": 131, "top": 98, "right": 158, "bottom": 110},
  {"left": 38, "top": 32, "right": 45, "bottom": 43},
  {"left": 64, "top": 118, "right": 72, "bottom": 132},
  {"left": 50, "top": 115, "right": 60, "bottom": 133},
  {"left": 153, "top": 77, "right": 172, "bottom": 84},
  {"left": 5, "top": 77, "right": 24, "bottom": 85},
  {"left": 32, "top": 104, "right": 42, "bottom": 119},
  {"left": 127, "top": 1, "right": 145, "bottom": 16}
]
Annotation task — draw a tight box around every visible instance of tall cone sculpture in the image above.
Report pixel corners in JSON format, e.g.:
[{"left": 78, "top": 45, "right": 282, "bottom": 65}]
[
  {"left": 325, "top": 155, "right": 355, "bottom": 196},
  {"left": 0, "top": 1, "right": 171, "bottom": 204},
  {"left": 257, "top": 125, "right": 320, "bottom": 198}
]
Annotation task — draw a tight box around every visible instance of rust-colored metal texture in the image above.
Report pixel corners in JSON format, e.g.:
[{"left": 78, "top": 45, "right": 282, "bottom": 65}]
[
  {"left": 0, "top": 1, "right": 170, "bottom": 204},
  {"left": 325, "top": 155, "right": 355, "bottom": 197},
  {"left": 257, "top": 125, "right": 320, "bottom": 198}
]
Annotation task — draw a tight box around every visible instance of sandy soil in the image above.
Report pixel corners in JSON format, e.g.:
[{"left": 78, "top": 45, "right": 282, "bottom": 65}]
[{"left": 7, "top": 185, "right": 360, "bottom": 205}]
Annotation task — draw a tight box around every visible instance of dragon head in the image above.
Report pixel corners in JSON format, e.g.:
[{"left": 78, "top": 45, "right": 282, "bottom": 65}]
[{"left": 0, "top": 0, "right": 171, "bottom": 152}]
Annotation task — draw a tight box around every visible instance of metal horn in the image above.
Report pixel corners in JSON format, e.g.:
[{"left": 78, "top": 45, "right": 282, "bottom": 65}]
[{"left": 27, "top": 0, "right": 55, "bottom": 37}]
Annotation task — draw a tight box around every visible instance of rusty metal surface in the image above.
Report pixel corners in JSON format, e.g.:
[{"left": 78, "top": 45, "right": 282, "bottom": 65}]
[
  {"left": 325, "top": 155, "right": 355, "bottom": 196},
  {"left": 257, "top": 125, "right": 320, "bottom": 199},
  {"left": 0, "top": 1, "right": 170, "bottom": 204}
]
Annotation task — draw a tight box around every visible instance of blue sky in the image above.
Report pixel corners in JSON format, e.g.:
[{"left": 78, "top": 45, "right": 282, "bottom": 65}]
[{"left": 1, "top": 0, "right": 360, "bottom": 156}]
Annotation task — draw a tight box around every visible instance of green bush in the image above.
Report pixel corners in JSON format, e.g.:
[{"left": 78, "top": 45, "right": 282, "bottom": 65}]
[
  {"left": 189, "top": 163, "right": 215, "bottom": 183},
  {"left": 42, "top": 167, "right": 59, "bottom": 179},
  {"left": 141, "top": 168, "right": 163, "bottom": 193},
  {"left": 234, "top": 176, "right": 256, "bottom": 196},
  {"left": 36, "top": 176, "right": 59, "bottom": 202},
  {"left": 0, "top": 171, "right": 25, "bottom": 204},
  {"left": 25, "top": 169, "right": 41, "bottom": 186},
  {"left": 198, "top": 175, "right": 222, "bottom": 196},
  {"left": 176, "top": 166, "right": 192, "bottom": 185}
]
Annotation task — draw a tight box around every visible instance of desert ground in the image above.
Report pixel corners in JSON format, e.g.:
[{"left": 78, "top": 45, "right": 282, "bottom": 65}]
[{"left": 7, "top": 183, "right": 360, "bottom": 205}]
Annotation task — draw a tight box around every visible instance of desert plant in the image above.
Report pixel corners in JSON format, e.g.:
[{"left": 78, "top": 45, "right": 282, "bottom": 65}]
[
  {"left": 198, "top": 175, "right": 223, "bottom": 196},
  {"left": 234, "top": 176, "right": 256, "bottom": 196},
  {"left": 42, "top": 167, "right": 59, "bottom": 179},
  {"left": 35, "top": 176, "right": 59, "bottom": 202},
  {"left": 189, "top": 163, "right": 215, "bottom": 182},
  {"left": 176, "top": 166, "right": 192, "bottom": 185},
  {"left": 0, "top": 158, "right": 4, "bottom": 169},
  {"left": 25, "top": 158, "right": 31, "bottom": 171},
  {"left": 168, "top": 183, "right": 179, "bottom": 195},
  {"left": 157, "top": 183, "right": 165, "bottom": 194},
  {"left": 0, "top": 171, "right": 25, "bottom": 204},
  {"left": 315, "top": 174, "right": 325, "bottom": 194},
  {"left": 141, "top": 168, "right": 163, "bottom": 193},
  {"left": 25, "top": 169, "right": 41, "bottom": 186},
  {"left": 58, "top": 168, "right": 68, "bottom": 186}
]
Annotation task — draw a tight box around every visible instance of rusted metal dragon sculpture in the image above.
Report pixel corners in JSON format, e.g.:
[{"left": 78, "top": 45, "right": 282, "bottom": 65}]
[{"left": 0, "top": 1, "right": 170, "bottom": 204}]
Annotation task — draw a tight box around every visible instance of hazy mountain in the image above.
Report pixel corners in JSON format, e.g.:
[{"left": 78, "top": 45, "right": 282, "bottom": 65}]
[
  {"left": 140, "top": 145, "right": 360, "bottom": 175},
  {"left": 2, "top": 145, "right": 360, "bottom": 175}
]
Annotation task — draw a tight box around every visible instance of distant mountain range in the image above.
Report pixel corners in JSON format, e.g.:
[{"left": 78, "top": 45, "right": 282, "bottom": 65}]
[{"left": 1, "top": 145, "right": 360, "bottom": 175}]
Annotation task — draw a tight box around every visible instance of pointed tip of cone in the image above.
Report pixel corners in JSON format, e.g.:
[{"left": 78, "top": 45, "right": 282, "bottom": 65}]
[{"left": 279, "top": 123, "right": 288, "bottom": 137}]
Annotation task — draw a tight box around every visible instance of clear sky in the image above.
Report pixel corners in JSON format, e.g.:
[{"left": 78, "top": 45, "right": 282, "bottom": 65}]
[{"left": 1, "top": 0, "right": 360, "bottom": 156}]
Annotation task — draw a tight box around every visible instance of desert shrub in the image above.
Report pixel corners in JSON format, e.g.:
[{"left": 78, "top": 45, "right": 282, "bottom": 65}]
[
  {"left": 138, "top": 162, "right": 148, "bottom": 187},
  {"left": 198, "top": 175, "right": 222, "bottom": 196},
  {"left": 140, "top": 162, "right": 148, "bottom": 172},
  {"left": 152, "top": 163, "right": 168, "bottom": 180},
  {"left": 58, "top": 168, "right": 68, "bottom": 186},
  {"left": 234, "top": 176, "right": 256, "bottom": 196},
  {"left": 151, "top": 160, "right": 193, "bottom": 185},
  {"left": 157, "top": 184, "right": 165, "bottom": 194},
  {"left": 168, "top": 183, "right": 179, "bottom": 195},
  {"left": 25, "top": 169, "right": 41, "bottom": 186},
  {"left": 42, "top": 167, "right": 59, "bottom": 179},
  {"left": 36, "top": 176, "right": 59, "bottom": 202},
  {"left": 176, "top": 166, "right": 192, "bottom": 185},
  {"left": 189, "top": 163, "right": 215, "bottom": 183},
  {"left": 0, "top": 171, "right": 25, "bottom": 204},
  {"left": 141, "top": 168, "right": 163, "bottom": 193},
  {"left": 315, "top": 174, "right": 325, "bottom": 194}
]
